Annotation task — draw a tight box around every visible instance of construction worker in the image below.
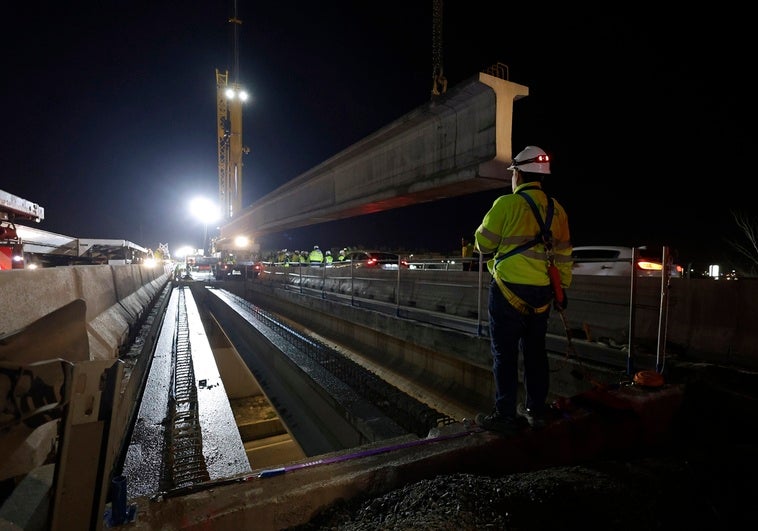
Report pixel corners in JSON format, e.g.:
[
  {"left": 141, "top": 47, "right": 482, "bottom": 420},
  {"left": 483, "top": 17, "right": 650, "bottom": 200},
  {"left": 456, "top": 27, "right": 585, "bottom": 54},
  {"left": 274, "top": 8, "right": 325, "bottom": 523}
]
[
  {"left": 325, "top": 250, "right": 333, "bottom": 265},
  {"left": 173, "top": 262, "right": 184, "bottom": 281},
  {"left": 473, "top": 145, "right": 572, "bottom": 434},
  {"left": 183, "top": 262, "right": 193, "bottom": 280},
  {"left": 461, "top": 238, "right": 475, "bottom": 271},
  {"left": 309, "top": 245, "right": 324, "bottom": 266},
  {"left": 276, "top": 249, "right": 287, "bottom": 264},
  {"left": 338, "top": 249, "right": 347, "bottom": 262}
]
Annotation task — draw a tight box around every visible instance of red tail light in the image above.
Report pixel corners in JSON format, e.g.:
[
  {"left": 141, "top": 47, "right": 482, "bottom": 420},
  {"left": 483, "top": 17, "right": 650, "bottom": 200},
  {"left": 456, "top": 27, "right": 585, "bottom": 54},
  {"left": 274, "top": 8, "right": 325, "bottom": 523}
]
[
  {"left": 636, "top": 260, "right": 663, "bottom": 272},
  {"left": 367, "top": 258, "right": 378, "bottom": 266}
]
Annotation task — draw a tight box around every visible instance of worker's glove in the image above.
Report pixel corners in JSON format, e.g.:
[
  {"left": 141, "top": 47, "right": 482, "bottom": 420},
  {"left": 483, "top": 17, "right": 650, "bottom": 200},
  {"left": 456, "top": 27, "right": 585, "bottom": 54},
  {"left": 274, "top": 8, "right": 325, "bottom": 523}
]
[{"left": 553, "top": 290, "right": 568, "bottom": 312}]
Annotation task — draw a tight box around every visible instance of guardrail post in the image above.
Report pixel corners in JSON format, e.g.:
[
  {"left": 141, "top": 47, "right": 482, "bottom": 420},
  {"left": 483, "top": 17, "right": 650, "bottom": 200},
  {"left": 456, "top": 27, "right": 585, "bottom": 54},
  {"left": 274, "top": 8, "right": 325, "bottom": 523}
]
[
  {"left": 656, "top": 246, "right": 671, "bottom": 373},
  {"left": 627, "top": 247, "right": 638, "bottom": 376},
  {"left": 350, "top": 260, "right": 355, "bottom": 306},
  {"left": 395, "top": 256, "right": 401, "bottom": 317}
]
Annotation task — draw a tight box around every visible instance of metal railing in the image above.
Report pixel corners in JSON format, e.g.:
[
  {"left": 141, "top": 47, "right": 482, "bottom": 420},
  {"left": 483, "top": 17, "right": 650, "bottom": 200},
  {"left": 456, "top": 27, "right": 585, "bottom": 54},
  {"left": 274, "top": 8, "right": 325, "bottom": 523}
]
[
  {"left": 257, "top": 255, "right": 488, "bottom": 336},
  {"left": 253, "top": 249, "right": 677, "bottom": 368}
]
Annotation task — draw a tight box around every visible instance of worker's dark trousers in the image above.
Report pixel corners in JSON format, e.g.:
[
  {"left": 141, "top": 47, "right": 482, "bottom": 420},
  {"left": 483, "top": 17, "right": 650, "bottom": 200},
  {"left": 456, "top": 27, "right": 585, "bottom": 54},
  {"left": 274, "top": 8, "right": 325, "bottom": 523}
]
[{"left": 488, "top": 280, "right": 552, "bottom": 417}]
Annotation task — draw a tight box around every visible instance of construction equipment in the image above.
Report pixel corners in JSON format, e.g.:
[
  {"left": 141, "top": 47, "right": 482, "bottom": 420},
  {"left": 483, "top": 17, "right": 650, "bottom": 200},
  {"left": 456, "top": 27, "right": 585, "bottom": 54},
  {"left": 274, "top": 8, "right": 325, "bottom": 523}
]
[
  {"left": 2, "top": 190, "right": 153, "bottom": 269},
  {"left": 0, "top": 220, "right": 24, "bottom": 270},
  {"left": 0, "top": 190, "right": 45, "bottom": 270},
  {"left": 216, "top": 1, "right": 249, "bottom": 222},
  {"left": 211, "top": 236, "right": 260, "bottom": 280},
  {"left": 213, "top": 1, "right": 259, "bottom": 275},
  {"left": 0, "top": 189, "right": 45, "bottom": 223},
  {"left": 215, "top": 67, "right": 248, "bottom": 222}
]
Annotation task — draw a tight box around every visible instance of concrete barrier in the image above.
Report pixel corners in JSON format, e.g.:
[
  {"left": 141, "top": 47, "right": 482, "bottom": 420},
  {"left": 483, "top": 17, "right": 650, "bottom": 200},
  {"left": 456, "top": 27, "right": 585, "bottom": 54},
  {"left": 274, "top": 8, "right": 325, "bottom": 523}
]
[{"left": 0, "top": 264, "right": 171, "bottom": 362}]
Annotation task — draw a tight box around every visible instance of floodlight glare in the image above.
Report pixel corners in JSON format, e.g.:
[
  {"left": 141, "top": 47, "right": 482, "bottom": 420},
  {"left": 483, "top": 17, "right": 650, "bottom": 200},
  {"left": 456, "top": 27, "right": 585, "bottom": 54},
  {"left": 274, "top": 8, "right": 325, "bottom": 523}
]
[{"left": 189, "top": 197, "right": 220, "bottom": 224}]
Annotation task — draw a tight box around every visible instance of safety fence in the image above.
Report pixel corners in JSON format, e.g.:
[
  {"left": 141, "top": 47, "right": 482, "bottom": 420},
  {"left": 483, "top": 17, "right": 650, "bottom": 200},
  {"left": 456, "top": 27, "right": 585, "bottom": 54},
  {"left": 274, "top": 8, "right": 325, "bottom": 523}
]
[
  {"left": 250, "top": 262, "right": 758, "bottom": 368},
  {"left": 257, "top": 261, "right": 486, "bottom": 335}
]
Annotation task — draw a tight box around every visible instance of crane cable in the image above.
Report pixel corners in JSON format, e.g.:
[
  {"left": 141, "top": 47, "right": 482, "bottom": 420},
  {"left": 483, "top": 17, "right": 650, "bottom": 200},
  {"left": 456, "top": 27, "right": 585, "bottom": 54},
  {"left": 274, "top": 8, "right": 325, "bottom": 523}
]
[
  {"left": 230, "top": 0, "right": 242, "bottom": 85},
  {"left": 431, "top": 0, "right": 447, "bottom": 97}
]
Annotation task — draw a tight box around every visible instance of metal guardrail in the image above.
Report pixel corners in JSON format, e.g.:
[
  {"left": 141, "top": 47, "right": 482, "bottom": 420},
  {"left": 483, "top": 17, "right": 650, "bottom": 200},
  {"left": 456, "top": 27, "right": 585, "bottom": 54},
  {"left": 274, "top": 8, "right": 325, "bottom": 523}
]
[
  {"left": 250, "top": 256, "right": 684, "bottom": 374},
  {"left": 257, "top": 260, "right": 487, "bottom": 336}
]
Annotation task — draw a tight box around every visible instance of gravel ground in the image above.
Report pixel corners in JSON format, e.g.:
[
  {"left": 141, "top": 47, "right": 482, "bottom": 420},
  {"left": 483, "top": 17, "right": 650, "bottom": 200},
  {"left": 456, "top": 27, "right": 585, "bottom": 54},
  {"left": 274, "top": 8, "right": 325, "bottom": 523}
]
[
  {"left": 205, "top": 356, "right": 758, "bottom": 530},
  {"left": 288, "top": 440, "right": 758, "bottom": 530},
  {"left": 219, "top": 347, "right": 751, "bottom": 531},
  {"left": 284, "top": 365, "right": 758, "bottom": 530}
]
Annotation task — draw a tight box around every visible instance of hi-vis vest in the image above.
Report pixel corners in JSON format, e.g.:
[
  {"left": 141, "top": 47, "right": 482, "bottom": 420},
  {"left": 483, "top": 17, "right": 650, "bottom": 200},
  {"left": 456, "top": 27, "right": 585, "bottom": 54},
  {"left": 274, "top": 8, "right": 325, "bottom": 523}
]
[
  {"left": 474, "top": 182, "right": 572, "bottom": 288},
  {"left": 309, "top": 248, "right": 323, "bottom": 263}
]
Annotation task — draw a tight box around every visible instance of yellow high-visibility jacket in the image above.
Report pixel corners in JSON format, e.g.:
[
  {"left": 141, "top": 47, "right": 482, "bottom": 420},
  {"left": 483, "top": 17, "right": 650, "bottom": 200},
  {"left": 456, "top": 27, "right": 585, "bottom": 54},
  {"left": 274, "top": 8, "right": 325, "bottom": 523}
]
[
  {"left": 475, "top": 182, "right": 572, "bottom": 288},
  {"left": 309, "top": 248, "right": 324, "bottom": 263}
]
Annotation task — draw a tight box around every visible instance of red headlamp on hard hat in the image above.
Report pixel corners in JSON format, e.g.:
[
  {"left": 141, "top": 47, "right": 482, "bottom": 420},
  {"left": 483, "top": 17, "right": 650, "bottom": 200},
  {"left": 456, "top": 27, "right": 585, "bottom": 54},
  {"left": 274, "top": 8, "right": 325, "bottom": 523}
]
[
  {"left": 513, "top": 154, "right": 549, "bottom": 166},
  {"left": 507, "top": 146, "right": 552, "bottom": 174}
]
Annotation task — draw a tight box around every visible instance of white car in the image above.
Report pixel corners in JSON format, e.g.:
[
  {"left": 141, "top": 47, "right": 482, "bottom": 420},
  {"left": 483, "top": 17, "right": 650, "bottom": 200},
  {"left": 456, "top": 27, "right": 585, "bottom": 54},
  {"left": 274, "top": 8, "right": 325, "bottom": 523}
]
[{"left": 571, "top": 246, "right": 683, "bottom": 277}]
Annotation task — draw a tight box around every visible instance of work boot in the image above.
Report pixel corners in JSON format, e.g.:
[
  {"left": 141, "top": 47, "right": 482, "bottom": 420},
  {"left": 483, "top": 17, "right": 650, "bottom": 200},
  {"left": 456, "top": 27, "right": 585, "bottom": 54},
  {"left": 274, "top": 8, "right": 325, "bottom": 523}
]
[
  {"left": 517, "top": 403, "right": 546, "bottom": 429},
  {"left": 475, "top": 410, "right": 527, "bottom": 435}
]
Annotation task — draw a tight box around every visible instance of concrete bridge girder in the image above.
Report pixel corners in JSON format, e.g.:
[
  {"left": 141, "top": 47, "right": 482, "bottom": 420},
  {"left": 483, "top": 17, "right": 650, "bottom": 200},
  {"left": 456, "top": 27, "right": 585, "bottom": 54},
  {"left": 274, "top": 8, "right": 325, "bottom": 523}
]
[{"left": 220, "top": 74, "right": 529, "bottom": 240}]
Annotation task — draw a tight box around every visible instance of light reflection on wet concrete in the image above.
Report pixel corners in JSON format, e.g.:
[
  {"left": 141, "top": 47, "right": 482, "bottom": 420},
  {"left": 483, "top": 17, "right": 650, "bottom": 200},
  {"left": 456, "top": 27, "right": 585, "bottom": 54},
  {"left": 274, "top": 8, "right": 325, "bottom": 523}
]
[{"left": 122, "top": 286, "right": 250, "bottom": 499}]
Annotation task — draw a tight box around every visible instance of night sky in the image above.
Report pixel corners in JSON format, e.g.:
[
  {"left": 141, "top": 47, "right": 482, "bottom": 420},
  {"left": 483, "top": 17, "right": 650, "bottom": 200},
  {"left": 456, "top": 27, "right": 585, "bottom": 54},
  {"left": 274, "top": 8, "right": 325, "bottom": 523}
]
[{"left": 2, "top": 2, "right": 751, "bottom": 268}]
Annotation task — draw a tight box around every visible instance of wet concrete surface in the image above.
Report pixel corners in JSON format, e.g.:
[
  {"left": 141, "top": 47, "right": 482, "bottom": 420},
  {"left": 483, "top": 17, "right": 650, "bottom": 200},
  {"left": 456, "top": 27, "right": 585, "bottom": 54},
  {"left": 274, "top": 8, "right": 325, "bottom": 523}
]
[{"left": 122, "top": 286, "right": 250, "bottom": 499}]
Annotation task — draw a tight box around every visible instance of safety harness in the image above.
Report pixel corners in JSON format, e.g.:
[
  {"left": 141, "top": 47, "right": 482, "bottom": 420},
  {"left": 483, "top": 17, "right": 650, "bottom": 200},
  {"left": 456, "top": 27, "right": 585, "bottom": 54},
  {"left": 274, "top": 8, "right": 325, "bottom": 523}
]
[{"left": 492, "top": 187, "right": 557, "bottom": 315}]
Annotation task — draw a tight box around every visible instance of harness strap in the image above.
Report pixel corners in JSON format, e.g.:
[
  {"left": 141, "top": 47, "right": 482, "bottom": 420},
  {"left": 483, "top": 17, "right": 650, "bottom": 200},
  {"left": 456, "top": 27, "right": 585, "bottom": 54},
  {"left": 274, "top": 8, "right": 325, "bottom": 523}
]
[
  {"left": 518, "top": 191, "right": 554, "bottom": 252},
  {"left": 493, "top": 274, "right": 551, "bottom": 315},
  {"left": 493, "top": 190, "right": 555, "bottom": 268}
]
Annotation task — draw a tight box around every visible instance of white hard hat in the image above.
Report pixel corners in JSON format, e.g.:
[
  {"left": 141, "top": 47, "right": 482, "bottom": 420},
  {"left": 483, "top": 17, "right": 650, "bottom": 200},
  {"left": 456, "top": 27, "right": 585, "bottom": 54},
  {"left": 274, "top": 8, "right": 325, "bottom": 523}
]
[
  {"left": 507, "top": 145, "right": 551, "bottom": 174},
  {"left": 326, "top": 250, "right": 331, "bottom": 255}
]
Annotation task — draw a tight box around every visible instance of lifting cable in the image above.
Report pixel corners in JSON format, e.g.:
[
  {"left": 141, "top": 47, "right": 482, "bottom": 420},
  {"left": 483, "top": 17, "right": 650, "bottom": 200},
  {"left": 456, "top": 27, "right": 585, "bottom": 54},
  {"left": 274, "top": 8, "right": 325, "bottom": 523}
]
[{"left": 431, "top": 0, "right": 447, "bottom": 97}]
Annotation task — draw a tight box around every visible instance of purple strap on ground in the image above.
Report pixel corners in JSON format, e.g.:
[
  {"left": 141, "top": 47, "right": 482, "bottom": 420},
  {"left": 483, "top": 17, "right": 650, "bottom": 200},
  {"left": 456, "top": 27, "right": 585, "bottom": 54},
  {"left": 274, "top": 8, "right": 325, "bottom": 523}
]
[{"left": 256, "top": 425, "right": 480, "bottom": 479}]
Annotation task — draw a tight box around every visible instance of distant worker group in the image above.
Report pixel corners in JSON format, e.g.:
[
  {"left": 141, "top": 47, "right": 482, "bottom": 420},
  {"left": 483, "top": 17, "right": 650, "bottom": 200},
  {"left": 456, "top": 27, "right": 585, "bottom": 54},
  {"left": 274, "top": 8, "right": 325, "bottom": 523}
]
[{"left": 268, "top": 246, "right": 351, "bottom": 267}]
